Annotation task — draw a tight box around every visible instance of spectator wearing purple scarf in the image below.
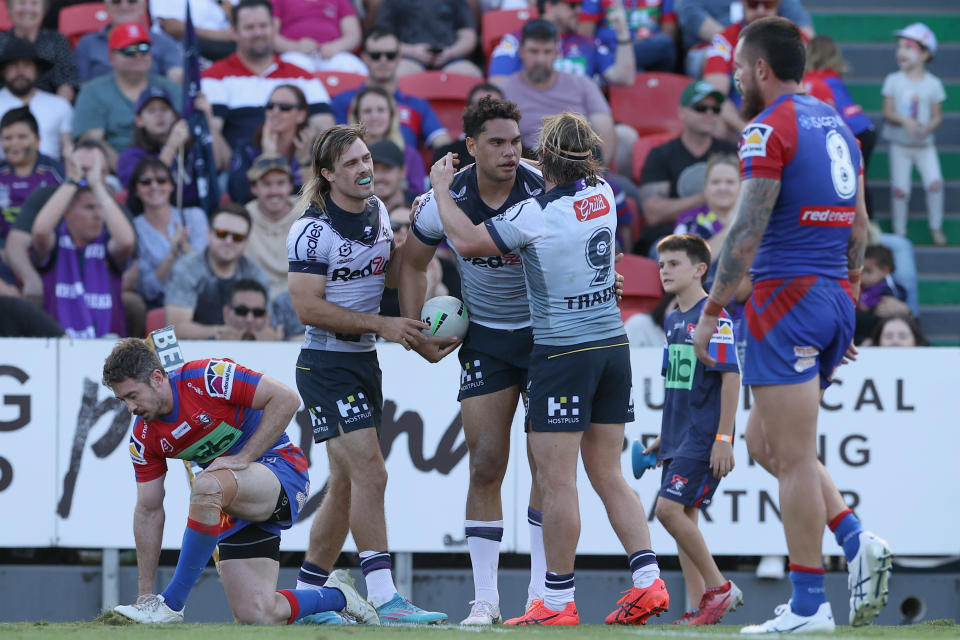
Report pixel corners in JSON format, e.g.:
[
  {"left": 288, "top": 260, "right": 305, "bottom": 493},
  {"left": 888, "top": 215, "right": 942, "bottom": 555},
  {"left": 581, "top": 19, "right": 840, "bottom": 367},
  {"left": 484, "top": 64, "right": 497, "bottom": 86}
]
[{"left": 30, "top": 147, "right": 135, "bottom": 337}]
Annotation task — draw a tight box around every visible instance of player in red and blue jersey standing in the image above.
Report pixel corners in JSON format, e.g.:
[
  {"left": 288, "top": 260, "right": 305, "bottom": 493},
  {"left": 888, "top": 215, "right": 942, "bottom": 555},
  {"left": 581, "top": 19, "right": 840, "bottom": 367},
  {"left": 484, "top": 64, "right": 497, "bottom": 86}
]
[
  {"left": 102, "top": 338, "right": 378, "bottom": 625},
  {"left": 692, "top": 18, "right": 892, "bottom": 634}
]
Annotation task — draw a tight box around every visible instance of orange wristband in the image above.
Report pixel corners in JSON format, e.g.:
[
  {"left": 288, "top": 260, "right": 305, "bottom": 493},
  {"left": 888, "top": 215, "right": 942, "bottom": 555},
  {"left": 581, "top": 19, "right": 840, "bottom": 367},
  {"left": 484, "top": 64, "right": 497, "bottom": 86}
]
[
  {"left": 848, "top": 269, "right": 862, "bottom": 285},
  {"left": 715, "top": 434, "right": 733, "bottom": 444},
  {"left": 703, "top": 298, "right": 724, "bottom": 317}
]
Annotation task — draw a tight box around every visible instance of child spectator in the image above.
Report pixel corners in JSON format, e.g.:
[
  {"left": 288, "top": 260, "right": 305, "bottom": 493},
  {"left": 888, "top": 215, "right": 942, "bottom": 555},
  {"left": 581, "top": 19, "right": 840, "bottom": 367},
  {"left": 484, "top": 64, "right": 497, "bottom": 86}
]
[
  {"left": 871, "top": 314, "right": 928, "bottom": 347},
  {"left": 0, "top": 106, "right": 63, "bottom": 247},
  {"left": 881, "top": 23, "right": 946, "bottom": 245},
  {"left": 855, "top": 244, "right": 909, "bottom": 344},
  {"left": 803, "top": 36, "right": 876, "bottom": 196},
  {"left": 644, "top": 233, "right": 742, "bottom": 625}
]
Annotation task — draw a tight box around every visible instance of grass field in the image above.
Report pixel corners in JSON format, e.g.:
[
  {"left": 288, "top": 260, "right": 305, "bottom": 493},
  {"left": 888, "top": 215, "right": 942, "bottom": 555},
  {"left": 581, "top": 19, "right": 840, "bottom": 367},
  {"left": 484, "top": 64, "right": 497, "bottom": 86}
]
[{"left": 1, "top": 619, "right": 956, "bottom": 640}]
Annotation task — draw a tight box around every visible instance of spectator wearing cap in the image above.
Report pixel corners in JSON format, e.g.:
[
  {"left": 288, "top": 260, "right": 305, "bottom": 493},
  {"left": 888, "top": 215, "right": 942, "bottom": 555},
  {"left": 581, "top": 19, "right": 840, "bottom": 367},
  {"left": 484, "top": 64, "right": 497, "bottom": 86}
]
[
  {"left": 635, "top": 79, "right": 735, "bottom": 256},
  {"left": 73, "top": 22, "right": 181, "bottom": 166},
  {"left": 330, "top": 27, "right": 452, "bottom": 151},
  {"left": 577, "top": 0, "right": 677, "bottom": 73},
  {"left": 128, "top": 156, "right": 209, "bottom": 308},
  {"left": 117, "top": 86, "right": 223, "bottom": 210},
  {"left": 0, "top": 0, "right": 80, "bottom": 101},
  {"left": 490, "top": 0, "right": 635, "bottom": 86},
  {"left": 0, "top": 36, "right": 72, "bottom": 162},
  {"left": 349, "top": 85, "right": 427, "bottom": 193},
  {"left": 374, "top": 0, "right": 482, "bottom": 78},
  {"left": 272, "top": 0, "right": 368, "bottom": 75},
  {"left": 0, "top": 106, "right": 63, "bottom": 250},
  {"left": 201, "top": 0, "right": 334, "bottom": 153},
  {"left": 242, "top": 155, "right": 298, "bottom": 297},
  {"left": 75, "top": 0, "right": 184, "bottom": 84},
  {"left": 370, "top": 139, "right": 417, "bottom": 212},
  {"left": 498, "top": 19, "right": 617, "bottom": 165},
  {"left": 164, "top": 202, "right": 270, "bottom": 339}
]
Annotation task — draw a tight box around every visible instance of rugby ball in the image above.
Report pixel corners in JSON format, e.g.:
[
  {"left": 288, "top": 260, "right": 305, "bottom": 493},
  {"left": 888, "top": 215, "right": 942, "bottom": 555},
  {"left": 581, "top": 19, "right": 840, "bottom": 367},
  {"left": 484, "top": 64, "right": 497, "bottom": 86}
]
[{"left": 421, "top": 296, "right": 469, "bottom": 338}]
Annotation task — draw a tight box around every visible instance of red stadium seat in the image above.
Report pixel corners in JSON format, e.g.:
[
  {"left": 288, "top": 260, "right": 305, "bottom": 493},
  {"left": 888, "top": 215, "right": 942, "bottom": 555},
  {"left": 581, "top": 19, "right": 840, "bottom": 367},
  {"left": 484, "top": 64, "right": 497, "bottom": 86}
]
[
  {"left": 631, "top": 131, "right": 676, "bottom": 183},
  {"left": 610, "top": 72, "right": 691, "bottom": 137},
  {"left": 145, "top": 308, "right": 166, "bottom": 335},
  {"left": 616, "top": 253, "right": 662, "bottom": 321},
  {"left": 314, "top": 71, "right": 367, "bottom": 98},
  {"left": 59, "top": 3, "right": 110, "bottom": 48},
  {"left": 481, "top": 7, "right": 539, "bottom": 61},
  {"left": 396, "top": 71, "right": 479, "bottom": 139},
  {"left": 0, "top": 4, "right": 11, "bottom": 31}
]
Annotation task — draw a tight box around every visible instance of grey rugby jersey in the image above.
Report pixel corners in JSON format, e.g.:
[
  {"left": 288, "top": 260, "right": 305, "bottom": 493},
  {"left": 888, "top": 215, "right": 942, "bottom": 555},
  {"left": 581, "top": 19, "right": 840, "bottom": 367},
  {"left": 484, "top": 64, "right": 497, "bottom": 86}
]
[
  {"left": 485, "top": 177, "right": 624, "bottom": 346},
  {"left": 412, "top": 162, "right": 545, "bottom": 329},
  {"left": 287, "top": 196, "right": 393, "bottom": 352}
]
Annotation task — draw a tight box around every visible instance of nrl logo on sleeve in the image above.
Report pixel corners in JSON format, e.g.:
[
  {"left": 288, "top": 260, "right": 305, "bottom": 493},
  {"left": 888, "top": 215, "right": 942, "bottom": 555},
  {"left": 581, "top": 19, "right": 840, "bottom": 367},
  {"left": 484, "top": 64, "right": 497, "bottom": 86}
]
[
  {"left": 573, "top": 194, "right": 610, "bottom": 221},
  {"left": 204, "top": 360, "right": 236, "bottom": 399},
  {"left": 738, "top": 123, "right": 773, "bottom": 159}
]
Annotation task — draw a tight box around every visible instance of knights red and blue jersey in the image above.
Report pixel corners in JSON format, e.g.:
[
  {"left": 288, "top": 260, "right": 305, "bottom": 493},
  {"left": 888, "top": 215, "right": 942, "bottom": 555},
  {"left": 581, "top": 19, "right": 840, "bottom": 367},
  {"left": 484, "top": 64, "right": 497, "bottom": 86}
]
[
  {"left": 802, "top": 70, "right": 874, "bottom": 136},
  {"left": 660, "top": 297, "right": 738, "bottom": 462},
  {"left": 739, "top": 94, "right": 862, "bottom": 283},
  {"left": 128, "top": 358, "right": 290, "bottom": 483}
]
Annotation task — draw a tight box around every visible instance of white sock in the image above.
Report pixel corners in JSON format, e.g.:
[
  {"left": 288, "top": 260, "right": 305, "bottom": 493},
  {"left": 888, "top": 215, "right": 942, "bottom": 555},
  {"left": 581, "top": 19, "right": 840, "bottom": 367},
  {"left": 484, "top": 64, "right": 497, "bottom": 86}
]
[
  {"left": 466, "top": 519, "right": 502, "bottom": 605},
  {"left": 543, "top": 572, "right": 575, "bottom": 611},
  {"left": 359, "top": 550, "right": 398, "bottom": 607},
  {"left": 528, "top": 509, "right": 546, "bottom": 602},
  {"left": 632, "top": 563, "right": 660, "bottom": 589}
]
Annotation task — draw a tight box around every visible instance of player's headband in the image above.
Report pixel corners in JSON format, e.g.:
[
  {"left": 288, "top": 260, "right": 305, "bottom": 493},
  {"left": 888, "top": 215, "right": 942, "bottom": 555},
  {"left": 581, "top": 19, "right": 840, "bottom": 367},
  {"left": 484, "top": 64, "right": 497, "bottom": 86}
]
[{"left": 541, "top": 143, "right": 592, "bottom": 162}]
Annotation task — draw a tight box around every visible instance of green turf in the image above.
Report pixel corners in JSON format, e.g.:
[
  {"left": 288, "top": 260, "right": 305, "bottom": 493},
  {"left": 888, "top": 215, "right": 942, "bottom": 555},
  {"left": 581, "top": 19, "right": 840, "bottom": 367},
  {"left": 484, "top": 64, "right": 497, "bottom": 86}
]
[
  {"left": 846, "top": 83, "right": 960, "bottom": 114},
  {"left": 874, "top": 217, "right": 960, "bottom": 245},
  {"left": 0, "top": 620, "right": 957, "bottom": 640},
  {"left": 866, "top": 150, "right": 960, "bottom": 182},
  {"left": 813, "top": 14, "right": 960, "bottom": 43}
]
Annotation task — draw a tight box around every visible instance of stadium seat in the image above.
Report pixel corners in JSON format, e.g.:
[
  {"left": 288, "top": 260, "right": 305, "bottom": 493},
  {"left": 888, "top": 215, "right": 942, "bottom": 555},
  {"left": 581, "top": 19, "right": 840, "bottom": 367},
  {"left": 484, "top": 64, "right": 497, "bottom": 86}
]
[
  {"left": 616, "top": 253, "right": 662, "bottom": 321},
  {"left": 145, "top": 308, "right": 166, "bottom": 335},
  {"left": 59, "top": 3, "right": 110, "bottom": 48},
  {"left": 631, "top": 131, "right": 676, "bottom": 183},
  {"left": 609, "top": 72, "right": 691, "bottom": 138},
  {"left": 0, "top": 4, "right": 11, "bottom": 31},
  {"left": 396, "top": 71, "right": 479, "bottom": 139},
  {"left": 315, "top": 71, "right": 367, "bottom": 98},
  {"left": 481, "top": 8, "right": 539, "bottom": 60}
]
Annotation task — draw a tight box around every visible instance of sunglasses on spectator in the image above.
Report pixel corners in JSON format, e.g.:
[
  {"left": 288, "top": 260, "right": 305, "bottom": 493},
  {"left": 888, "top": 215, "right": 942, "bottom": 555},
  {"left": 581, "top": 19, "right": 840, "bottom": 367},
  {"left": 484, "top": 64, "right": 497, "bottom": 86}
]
[
  {"left": 213, "top": 229, "right": 248, "bottom": 242},
  {"left": 116, "top": 43, "right": 151, "bottom": 57},
  {"left": 266, "top": 101, "right": 299, "bottom": 112},
  {"left": 137, "top": 175, "right": 170, "bottom": 186},
  {"left": 691, "top": 104, "right": 722, "bottom": 114},
  {"left": 232, "top": 305, "right": 266, "bottom": 318},
  {"left": 108, "top": 0, "right": 141, "bottom": 5},
  {"left": 391, "top": 221, "right": 410, "bottom": 232},
  {"left": 745, "top": 0, "right": 778, "bottom": 8},
  {"left": 366, "top": 50, "right": 399, "bottom": 61}
]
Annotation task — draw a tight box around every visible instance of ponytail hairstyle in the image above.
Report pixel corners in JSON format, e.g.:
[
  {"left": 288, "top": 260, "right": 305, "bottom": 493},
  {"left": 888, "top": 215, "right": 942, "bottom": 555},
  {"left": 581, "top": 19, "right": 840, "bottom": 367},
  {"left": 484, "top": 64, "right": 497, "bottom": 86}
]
[
  {"left": 296, "top": 124, "right": 367, "bottom": 215},
  {"left": 537, "top": 111, "right": 603, "bottom": 186}
]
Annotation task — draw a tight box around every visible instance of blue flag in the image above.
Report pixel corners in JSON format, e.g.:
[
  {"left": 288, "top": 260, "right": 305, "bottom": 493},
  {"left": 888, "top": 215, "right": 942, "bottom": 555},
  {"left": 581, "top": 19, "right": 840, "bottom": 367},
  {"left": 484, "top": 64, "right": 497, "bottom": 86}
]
[{"left": 181, "top": 2, "right": 220, "bottom": 214}]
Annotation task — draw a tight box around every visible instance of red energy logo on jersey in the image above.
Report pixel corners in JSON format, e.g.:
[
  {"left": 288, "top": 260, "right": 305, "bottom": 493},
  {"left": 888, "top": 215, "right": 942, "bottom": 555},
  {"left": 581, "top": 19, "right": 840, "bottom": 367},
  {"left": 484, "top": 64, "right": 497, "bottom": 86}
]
[
  {"left": 573, "top": 194, "right": 610, "bottom": 221},
  {"left": 798, "top": 206, "right": 855, "bottom": 227}
]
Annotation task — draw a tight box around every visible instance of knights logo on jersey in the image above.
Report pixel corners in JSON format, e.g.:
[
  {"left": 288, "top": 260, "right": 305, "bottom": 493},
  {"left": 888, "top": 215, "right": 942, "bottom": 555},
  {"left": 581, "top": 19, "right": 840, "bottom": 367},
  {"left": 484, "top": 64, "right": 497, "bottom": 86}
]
[
  {"left": 739, "top": 123, "right": 774, "bottom": 159},
  {"left": 204, "top": 360, "right": 235, "bottom": 399}
]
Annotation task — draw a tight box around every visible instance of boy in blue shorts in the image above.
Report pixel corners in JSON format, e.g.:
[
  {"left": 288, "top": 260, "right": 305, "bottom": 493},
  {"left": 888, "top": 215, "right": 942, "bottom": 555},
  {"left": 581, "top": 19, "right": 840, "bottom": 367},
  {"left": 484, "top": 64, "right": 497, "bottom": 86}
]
[{"left": 647, "top": 234, "right": 743, "bottom": 625}]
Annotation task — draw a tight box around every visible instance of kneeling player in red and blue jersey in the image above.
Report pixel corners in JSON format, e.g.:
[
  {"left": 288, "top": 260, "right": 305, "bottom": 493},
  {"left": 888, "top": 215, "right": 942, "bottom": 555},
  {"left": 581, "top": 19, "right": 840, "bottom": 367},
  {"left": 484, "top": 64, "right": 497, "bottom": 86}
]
[
  {"left": 102, "top": 338, "right": 379, "bottom": 625},
  {"left": 692, "top": 17, "right": 892, "bottom": 634}
]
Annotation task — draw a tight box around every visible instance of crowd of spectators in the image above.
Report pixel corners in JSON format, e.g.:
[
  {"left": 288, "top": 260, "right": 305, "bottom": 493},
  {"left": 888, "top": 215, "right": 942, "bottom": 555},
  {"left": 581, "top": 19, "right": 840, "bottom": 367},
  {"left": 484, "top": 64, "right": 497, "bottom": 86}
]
[{"left": 0, "top": 0, "right": 941, "bottom": 348}]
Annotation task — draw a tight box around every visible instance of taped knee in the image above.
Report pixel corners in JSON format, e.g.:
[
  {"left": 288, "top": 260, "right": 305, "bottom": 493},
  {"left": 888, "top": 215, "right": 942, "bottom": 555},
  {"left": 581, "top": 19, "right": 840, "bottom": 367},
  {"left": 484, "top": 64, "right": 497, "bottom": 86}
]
[{"left": 191, "top": 469, "right": 239, "bottom": 510}]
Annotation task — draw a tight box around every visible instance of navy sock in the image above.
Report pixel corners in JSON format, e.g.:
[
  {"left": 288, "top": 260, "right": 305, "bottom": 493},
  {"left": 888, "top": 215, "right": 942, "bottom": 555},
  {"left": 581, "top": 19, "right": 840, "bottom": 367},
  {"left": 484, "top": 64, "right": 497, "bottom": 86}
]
[
  {"left": 297, "top": 561, "right": 330, "bottom": 587},
  {"left": 789, "top": 564, "right": 826, "bottom": 616},
  {"left": 161, "top": 519, "right": 220, "bottom": 611},
  {"left": 278, "top": 588, "right": 347, "bottom": 624},
  {"left": 829, "top": 509, "right": 863, "bottom": 562}
]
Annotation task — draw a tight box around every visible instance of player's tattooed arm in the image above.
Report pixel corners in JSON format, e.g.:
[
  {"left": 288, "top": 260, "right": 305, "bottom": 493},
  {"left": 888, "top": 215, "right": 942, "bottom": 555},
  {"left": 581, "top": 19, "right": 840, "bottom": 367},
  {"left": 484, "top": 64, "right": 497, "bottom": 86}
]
[{"left": 709, "top": 177, "right": 781, "bottom": 305}]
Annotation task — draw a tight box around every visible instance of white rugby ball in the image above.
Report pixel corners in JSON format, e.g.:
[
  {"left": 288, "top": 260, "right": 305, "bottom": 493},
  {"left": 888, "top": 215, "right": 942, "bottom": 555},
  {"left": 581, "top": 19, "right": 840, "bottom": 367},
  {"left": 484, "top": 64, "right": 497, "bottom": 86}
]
[{"left": 420, "top": 295, "right": 469, "bottom": 338}]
